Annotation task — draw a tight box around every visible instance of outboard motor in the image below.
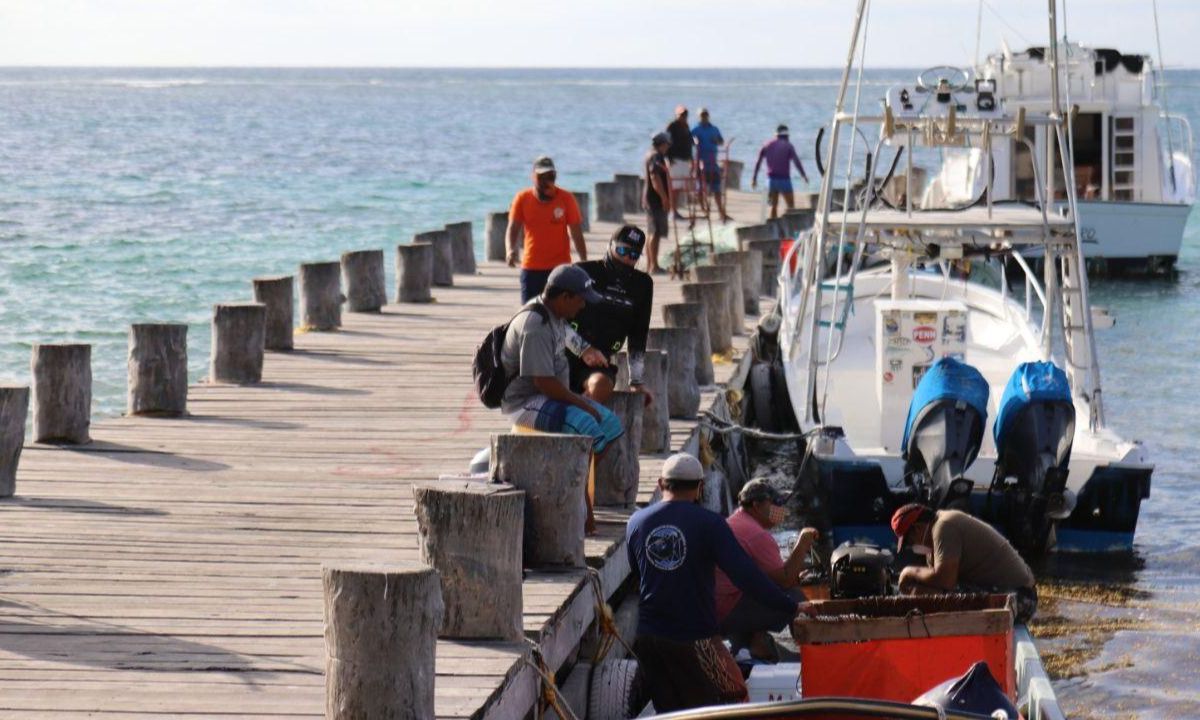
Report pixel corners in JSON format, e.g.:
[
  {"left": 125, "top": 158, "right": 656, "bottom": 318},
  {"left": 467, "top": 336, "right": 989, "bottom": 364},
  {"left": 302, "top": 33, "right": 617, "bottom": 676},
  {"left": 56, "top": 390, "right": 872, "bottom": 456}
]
[
  {"left": 830, "top": 542, "right": 893, "bottom": 599},
  {"left": 991, "top": 361, "right": 1076, "bottom": 555},
  {"left": 902, "top": 358, "right": 990, "bottom": 510}
]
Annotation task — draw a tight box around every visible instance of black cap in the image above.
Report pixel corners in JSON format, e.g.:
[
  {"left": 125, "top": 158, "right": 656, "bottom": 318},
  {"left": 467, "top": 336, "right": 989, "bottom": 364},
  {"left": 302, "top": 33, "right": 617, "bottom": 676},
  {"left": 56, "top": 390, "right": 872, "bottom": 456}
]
[
  {"left": 652, "top": 131, "right": 670, "bottom": 147},
  {"left": 546, "top": 264, "right": 602, "bottom": 303},
  {"left": 533, "top": 156, "right": 556, "bottom": 174},
  {"left": 776, "top": 124, "right": 789, "bottom": 135},
  {"left": 612, "top": 224, "right": 646, "bottom": 251}
]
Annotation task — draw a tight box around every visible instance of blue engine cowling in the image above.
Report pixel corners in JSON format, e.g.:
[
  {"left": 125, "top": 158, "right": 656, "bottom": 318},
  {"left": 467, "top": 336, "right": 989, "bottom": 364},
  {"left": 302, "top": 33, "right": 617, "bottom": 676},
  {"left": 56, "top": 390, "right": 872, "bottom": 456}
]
[
  {"left": 990, "top": 361, "right": 1075, "bottom": 554},
  {"left": 902, "top": 358, "right": 990, "bottom": 509}
]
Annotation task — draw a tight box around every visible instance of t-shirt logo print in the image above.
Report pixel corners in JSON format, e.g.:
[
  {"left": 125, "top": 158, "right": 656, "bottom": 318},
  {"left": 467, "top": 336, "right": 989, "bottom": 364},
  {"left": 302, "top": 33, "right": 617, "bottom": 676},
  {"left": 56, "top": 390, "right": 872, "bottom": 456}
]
[
  {"left": 553, "top": 207, "right": 565, "bottom": 220},
  {"left": 645, "top": 525, "right": 687, "bottom": 571}
]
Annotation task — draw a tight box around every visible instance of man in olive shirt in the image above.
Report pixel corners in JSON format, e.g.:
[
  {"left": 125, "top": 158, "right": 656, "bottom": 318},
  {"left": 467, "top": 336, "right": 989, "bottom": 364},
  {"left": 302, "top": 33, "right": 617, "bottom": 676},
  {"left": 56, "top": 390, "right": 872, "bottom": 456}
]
[{"left": 892, "top": 504, "right": 1038, "bottom": 622}]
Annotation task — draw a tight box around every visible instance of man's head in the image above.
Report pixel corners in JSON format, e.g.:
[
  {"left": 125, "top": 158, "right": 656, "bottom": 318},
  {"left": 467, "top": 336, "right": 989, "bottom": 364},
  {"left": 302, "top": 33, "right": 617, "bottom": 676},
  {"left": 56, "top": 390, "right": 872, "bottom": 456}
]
[
  {"left": 652, "top": 131, "right": 671, "bottom": 155},
  {"left": 658, "top": 453, "right": 705, "bottom": 500},
  {"left": 698, "top": 107, "right": 711, "bottom": 124},
  {"left": 542, "top": 264, "right": 601, "bottom": 319},
  {"left": 609, "top": 225, "right": 646, "bottom": 268},
  {"left": 532, "top": 155, "right": 557, "bottom": 197},
  {"left": 675, "top": 104, "right": 688, "bottom": 120},
  {"left": 776, "top": 123, "right": 789, "bottom": 138},
  {"left": 891, "top": 503, "right": 936, "bottom": 553},
  {"left": 738, "top": 479, "right": 789, "bottom": 529}
]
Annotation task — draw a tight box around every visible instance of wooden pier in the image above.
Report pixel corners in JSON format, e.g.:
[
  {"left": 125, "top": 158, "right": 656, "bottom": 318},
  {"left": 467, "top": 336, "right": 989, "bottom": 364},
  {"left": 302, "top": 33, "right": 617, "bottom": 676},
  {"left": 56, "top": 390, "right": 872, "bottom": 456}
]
[{"left": 0, "top": 189, "right": 774, "bottom": 717}]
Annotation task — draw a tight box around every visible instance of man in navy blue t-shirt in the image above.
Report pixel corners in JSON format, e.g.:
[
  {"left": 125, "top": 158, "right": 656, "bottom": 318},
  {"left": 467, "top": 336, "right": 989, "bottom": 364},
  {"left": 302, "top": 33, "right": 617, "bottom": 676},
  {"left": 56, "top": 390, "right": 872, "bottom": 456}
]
[{"left": 626, "top": 453, "right": 799, "bottom": 712}]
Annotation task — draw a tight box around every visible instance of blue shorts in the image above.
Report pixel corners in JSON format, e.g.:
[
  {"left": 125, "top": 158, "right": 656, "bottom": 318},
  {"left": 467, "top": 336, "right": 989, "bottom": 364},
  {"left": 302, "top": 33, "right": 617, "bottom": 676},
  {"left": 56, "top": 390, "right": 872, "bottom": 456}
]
[
  {"left": 702, "top": 165, "right": 722, "bottom": 193},
  {"left": 768, "top": 177, "right": 794, "bottom": 194},
  {"left": 526, "top": 398, "right": 624, "bottom": 454}
]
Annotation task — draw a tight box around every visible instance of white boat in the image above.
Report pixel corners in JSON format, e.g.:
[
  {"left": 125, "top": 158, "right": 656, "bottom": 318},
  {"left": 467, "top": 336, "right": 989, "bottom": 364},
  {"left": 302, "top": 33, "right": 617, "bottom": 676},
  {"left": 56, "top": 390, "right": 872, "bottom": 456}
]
[{"left": 776, "top": 6, "right": 1152, "bottom": 553}]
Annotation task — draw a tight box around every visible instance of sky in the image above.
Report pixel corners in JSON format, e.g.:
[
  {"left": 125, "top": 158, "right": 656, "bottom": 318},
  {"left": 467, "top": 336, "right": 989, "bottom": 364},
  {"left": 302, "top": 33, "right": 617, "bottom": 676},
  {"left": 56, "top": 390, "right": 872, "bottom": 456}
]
[{"left": 0, "top": 0, "right": 1197, "bottom": 68}]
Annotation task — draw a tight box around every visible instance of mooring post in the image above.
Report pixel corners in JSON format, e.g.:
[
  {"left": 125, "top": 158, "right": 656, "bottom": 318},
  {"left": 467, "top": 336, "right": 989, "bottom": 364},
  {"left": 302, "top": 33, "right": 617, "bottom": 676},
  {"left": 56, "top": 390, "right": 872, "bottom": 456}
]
[
  {"left": 663, "top": 302, "right": 715, "bottom": 386},
  {"left": 595, "top": 391, "right": 643, "bottom": 506},
  {"left": 613, "top": 173, "right": 643, "bottom": 213},
  {"left": 323, "top": 562, "right": 443, "bottom": 720},
  {"left": 413, "top": 481, "right": 524, "bottom": 640},
  {"left": 31, "top": 343, "right": 91, "bottom": 444},
  {"left": 0, "top": 386, "right": 30, "bottom": 497},
  {"left": 444, "top": 221, "right": 477, "bottom": 275},
  {"left": 640, "top": 350, "right": 670, "bottom": 453},
  {"left": 299, "top": 261, "right": 344, "bottom": 331},
  {"left": 715, "top": 249, "right": 763, "bottom": 317},
  {"left": 648, "top": 328, "right": 700, "bottom": 419},
  {"left": 127, "top": 323, "right": 188, "bottom": 417},
  {"left": 594, "top": 181, "right": 624, "bottom": 223},
  {"left": 340, "top": 250, "right": 386, "bottom": 313},
  {"left": 572, "top": 191, "right": 591, "bottom": 232},
  {"left": 490, "top": 432, "right": 591, "bottom": 568},
  {"left": 395, "top": 243, "right": 434, "bottom": 303},
  {"left": 485, "top": 211, "right": 509, "bottom": 263},
  {"left": 682, "top": 281, "right": 732, "bottom": 354},
  {"left": 414, "top": 230, "right": 454, "bottom": 287},
  {"left": 695, "top": 264, "right": 744, "bottom": 336},
  {"left": 210, "top": 303, "right": 265, "bottom": 385},
  {"left": 746, "top": 238, "right": 782, "bottom": 298},
  {"left": 726, "top": 159, "right": 744, "bottom": 191},
  {"left": 252, "top": 276, "right": 295, "bottom": 351}
]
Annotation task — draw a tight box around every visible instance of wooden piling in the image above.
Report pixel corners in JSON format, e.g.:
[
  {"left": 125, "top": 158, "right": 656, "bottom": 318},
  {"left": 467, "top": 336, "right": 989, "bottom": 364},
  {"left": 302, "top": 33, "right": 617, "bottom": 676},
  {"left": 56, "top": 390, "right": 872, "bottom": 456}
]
[
  {"left": 746, "top": 238, "right": 782, "bottom": 299},
  {"left": 647, "top": 328, "right": 700, "bottom": 418},
  {"left": 413, "top": 481, "right": 524, "bottom": 640},
  {"left": 595, "top": 391, "right": 643, "bottom": 507},
  {"left": 414, "top": 230, "right": 454, "bottom": 287},
  {"left": 490, "top": 433, "right": 590, "bottom": 568},
  {"left": 396, "top": 243, "right": 434, "bottom": 303},
  {"left": 594, "top": 181, "right": 624, "bottom": 223},
  {"left": 640, "top": 350, "right": 670, "bottom": 453},
  {"left": 485, "top": 212, "right": 509, "bottom": 263},
  {"left": 663, "top": 302, "right": 715, "bottom": 385},
  {"left": 31, "top": 343, "right": 91, "bottom": 444},
  {"left": 613, "top": 173, "right": 643, "bottom": 213},
  {"left": 715, "top": 250, "right": 763, "bottom": 317},
  {"left": 695, "top": 264, "right": 744, "bottom": 336},
  {"left": 299, "top": 261, "right": 344, "bottom": 331},
  {"left": 323, "top": 563, "right": 443, "bottom": 720},
  {"left": 726, "top": 159, "right": 744, "bottom": 191},
  {"left": 340, "top": 250, "right": 386, "bottom": 313},
  {"left": 127, "top": 323, "right": 188, "bottom": 417},
  {"left": 252, "top": 276, "right": 295, "bottom": 351},
  {"left": 682, "top": 281, "right": 733, "bottom": 354},
  {"left": 444, "top": 221, "right": 477, "bottom": 274},
  {"left": 0, "top": 386, "right": 30, "bottom": 497},
  {"left": 572, "top": 191, "right": 591, "bottom": 232},
  {"left": 210, "top": 303, "right": 265, "bottom": 385}
]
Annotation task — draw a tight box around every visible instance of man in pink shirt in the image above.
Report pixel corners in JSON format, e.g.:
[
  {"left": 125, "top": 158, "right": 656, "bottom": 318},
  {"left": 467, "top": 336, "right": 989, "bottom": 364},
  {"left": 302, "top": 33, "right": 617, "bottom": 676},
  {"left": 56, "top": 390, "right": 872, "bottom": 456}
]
[{"left": 715, "top": 480, "right": 819, "bottom": 660}]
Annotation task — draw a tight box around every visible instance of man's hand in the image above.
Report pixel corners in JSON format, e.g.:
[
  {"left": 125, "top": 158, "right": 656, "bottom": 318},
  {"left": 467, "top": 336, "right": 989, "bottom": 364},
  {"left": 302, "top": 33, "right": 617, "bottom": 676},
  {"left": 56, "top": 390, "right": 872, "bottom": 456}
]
[
  {"left": 581, "top": 347, "right": 608, "bottom": 368},
  {"left": 751, "top": 178, "right": 758, "bottom": 190},
  {"left": 505, "top": 249, "right": 518, "bottom": 268},
  {"left": 632, "top": 384, "right": 654, "bottom": 407},
  {"left": 897, "top": 566, "right": 918, "bottom": 595},
  {"left": 797, "top": 527, "right": 819, "bottom": 547},
  {"left": 579, "top": 399, "right": 603, "bottom": 421},
  {"left": 800, "top": 172, "right": 809, "bottom": 184}
]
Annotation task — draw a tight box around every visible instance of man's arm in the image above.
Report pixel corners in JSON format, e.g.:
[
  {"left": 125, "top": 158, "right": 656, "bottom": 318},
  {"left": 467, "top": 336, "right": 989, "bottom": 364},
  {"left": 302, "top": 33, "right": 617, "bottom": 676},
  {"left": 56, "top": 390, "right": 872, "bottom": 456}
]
[
  {"left": 768, "top": 528, "right": 818, "bottom": 588},
  {"left": 898, "top": 556, "right": 959, "bottom": 594},
  {"left": 569, "top": 224, "right": 587, "bottom": 262},
  {"left": 627, "top": 277, "right": 653, "bottom": 387},
  {"left": 650, "top": 171, "right": 671, "bottom": 212},
  {"left": 505, "top": 221, "right": 522, "bottom": 268},
  {"left": 752, "top": 146, "right": 766, "bottom": 186},
  {"left": 713, "top": 520, "right": 798, "bottom": 616},
  {"left": 791, "top": 145, "right": 808, "bottom": 183},
  {"left": 532, "top": 376, "right": 601, "bottom": 420},
  {"left": 565, "top": 326, "right": 608, "bottom": 368}
]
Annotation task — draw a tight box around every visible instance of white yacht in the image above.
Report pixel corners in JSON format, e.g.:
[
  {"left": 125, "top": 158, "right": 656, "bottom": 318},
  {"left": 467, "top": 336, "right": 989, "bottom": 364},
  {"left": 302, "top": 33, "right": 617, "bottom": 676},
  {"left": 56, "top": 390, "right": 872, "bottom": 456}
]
[
  {"left": 778, "top": 41, "right": 1152, "bottom": 553},
  {"left": 903, "top": 43, "right": 1194, "bottom": 273}
]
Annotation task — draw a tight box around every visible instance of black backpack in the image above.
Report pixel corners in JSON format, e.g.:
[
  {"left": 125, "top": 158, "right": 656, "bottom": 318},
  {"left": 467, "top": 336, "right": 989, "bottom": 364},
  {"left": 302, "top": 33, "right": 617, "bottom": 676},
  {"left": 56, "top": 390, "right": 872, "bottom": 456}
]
[{"left": 473, "top": 303, "right": 550, "bottom": 409}]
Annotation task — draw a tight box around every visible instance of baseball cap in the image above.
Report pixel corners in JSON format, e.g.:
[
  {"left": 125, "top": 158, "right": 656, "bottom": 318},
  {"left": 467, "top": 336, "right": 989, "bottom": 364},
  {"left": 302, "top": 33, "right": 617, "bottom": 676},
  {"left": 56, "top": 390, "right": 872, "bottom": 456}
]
[
  {"left": 612, "top": 224, "right": 646, "bottom": 251},
  {"left": 661, "top": 453, "right": 704, "bottom": 482},
  {"left": 545, "top": 264, "right": 602, "bottom": 303},
  {"left": 652, "top": 131, "right": 670, "bottom": 147},
  {"left": 776, "top": 124, "right": 790, "bottom": 135},
  {"left": 891, "top": 503, "right": 932, "bottom": 551},
  {"left": 699, "top": 107, "right": 710, "bottom": 116},
  {"left": 533, "top": 156, "right": 556, "bottom": 174},
  {"left": 738, "top": 479, "right": 788, "bottom": 506}
]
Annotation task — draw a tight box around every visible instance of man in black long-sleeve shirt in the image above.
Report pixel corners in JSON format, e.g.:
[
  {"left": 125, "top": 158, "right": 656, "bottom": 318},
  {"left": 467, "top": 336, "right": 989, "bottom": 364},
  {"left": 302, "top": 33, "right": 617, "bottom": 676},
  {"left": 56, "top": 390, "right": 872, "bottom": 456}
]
[
  {"left": 627, "top": 454, "right": 799, "bottom": 712},
  {"left": 568, "top": 224, "right": 654, "bottom": 404}
]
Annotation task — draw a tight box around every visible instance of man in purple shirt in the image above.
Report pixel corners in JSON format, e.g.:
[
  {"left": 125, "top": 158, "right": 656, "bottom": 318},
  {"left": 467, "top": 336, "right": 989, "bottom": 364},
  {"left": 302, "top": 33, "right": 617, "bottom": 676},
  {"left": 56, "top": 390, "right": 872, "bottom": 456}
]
[{"left": 752, "top": 124, "right": 809, "bottom": 219}]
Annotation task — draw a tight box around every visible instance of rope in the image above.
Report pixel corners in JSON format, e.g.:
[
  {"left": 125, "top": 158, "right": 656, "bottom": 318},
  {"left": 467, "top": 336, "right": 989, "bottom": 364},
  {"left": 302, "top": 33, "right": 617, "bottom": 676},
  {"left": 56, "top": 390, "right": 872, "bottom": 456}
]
[
  {"left": 1151, "top": 0, "right": 1177, "bottom": 190},
  {"left": 698, "top": 411, "right": 820, "bottom": 442},
  {"left": 524, "top": 641, "right": 580, "bottom": 720},
  {"left": 585, "top": 568, "right": 638, "bottom": 664}
]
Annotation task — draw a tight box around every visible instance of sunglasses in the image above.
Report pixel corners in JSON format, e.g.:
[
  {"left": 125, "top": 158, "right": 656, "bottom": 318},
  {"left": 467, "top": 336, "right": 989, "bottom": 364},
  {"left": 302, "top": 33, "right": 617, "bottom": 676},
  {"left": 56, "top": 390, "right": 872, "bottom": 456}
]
[
  {"left": 537, "top": 172, "right": 557, "bottom": 182},
  {"left": 615, "top": 246, "right": 642, "bottom": 260}
]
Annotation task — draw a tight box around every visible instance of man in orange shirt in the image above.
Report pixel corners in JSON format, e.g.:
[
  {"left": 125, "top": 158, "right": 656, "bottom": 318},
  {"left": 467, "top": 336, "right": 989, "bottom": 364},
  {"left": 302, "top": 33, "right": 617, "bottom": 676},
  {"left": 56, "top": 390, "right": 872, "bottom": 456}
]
[{"left": 506, "top": 156, "right": 588, "bottom": 302}]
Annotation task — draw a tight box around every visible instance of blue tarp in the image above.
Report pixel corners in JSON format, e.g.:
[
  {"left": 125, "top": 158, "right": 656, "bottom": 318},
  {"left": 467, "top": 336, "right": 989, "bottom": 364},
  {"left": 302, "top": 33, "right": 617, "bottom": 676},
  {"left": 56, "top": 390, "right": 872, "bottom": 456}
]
[
  {"left": 994, "top": 360, "right": 1072, "bottom": 448},
  {"left": 901, "top": 357, "right": 990, "bottom": 454}
]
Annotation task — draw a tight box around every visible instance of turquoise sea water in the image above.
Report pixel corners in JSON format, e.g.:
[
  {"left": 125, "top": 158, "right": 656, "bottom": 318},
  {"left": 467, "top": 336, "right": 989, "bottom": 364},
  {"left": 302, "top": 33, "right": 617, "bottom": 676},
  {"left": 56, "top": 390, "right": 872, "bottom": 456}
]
[{"left": 0, "top": 68, "right": 1198, "bottom": 714}]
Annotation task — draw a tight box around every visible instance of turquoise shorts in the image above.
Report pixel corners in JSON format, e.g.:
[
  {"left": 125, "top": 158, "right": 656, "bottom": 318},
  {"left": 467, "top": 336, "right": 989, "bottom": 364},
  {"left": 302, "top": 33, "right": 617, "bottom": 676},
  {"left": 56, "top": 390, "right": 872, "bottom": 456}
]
[{"left": 525, "top": 398, "right": 624, "bottom": 454}]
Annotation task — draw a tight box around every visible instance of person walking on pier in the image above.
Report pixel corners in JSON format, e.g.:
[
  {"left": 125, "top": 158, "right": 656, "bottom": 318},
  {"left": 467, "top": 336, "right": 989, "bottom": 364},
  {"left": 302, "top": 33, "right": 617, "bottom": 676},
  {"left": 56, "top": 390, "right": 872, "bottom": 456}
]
[
  {"left": 627, "top": 454, "right": 800, "bottom": 712},
  {"left": 568, "top": 224, "right": 655, "bottom": 405},
  {"left": 752, "top": 124, "right": 809, "bottom": 219},
  {"left": 891, "top": 504, "right": 1039, "bottom": 622},
  {"left": 643, "top": 134, "right": 672, "bottom": 275},
  {"left": 507, "top": 156, "right": 587, "bottom": 302},
  {"left": 666, "top": 105, "right": 693, "bottom": 218},
  {"left": 691, "top": 108, "right": 732, "bottom": 222}
]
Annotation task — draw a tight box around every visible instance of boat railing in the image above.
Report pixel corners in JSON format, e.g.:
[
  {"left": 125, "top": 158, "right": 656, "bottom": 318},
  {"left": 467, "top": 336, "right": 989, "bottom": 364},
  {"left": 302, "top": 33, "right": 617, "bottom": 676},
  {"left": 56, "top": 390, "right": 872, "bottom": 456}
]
[{"left": 1160, "top": 112, "right": 1196, "bottom": 203}]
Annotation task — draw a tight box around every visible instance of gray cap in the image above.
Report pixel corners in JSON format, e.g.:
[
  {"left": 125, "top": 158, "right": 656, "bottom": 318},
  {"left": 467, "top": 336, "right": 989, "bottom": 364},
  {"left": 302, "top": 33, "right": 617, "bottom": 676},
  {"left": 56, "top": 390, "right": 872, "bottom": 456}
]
[
  {"left": 533, "top": 155, "right": 556, "bottom": 174},
  {"left": 652, "top": 131, "right": 670, "bottom": 147},
  {"left": 661, "top": 453, "right": 704, "bottom": 482},
  {"left": 546, "top": 264, "right": 602, "bottom": 303},
  {"left": 739, "top": 479, "right": 788, "bottom": 506}
]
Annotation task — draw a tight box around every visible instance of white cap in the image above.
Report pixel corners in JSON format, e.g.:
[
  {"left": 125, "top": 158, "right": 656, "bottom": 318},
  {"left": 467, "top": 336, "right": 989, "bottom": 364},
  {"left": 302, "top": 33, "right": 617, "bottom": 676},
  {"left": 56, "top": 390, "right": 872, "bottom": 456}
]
[{"left": 661, "top": 453, "right": 704, "bottom": 482}]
